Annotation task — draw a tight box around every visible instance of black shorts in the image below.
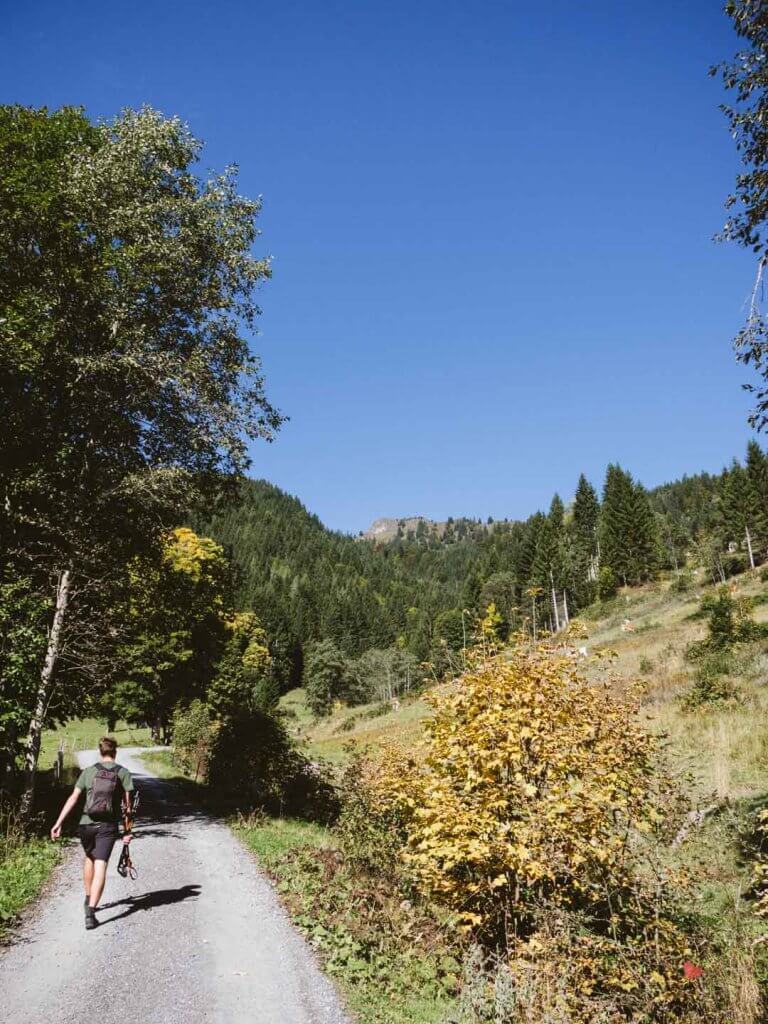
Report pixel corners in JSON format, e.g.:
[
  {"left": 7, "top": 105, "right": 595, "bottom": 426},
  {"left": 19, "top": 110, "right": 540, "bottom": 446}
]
[{"left": 79, "top": 823, "right": 120, "bottom": 862}]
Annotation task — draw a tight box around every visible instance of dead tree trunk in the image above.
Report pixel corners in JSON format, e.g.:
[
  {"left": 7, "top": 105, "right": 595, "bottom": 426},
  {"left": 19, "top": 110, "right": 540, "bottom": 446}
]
[
  {"left": 746, "top": 526, "right": 755, "bottom": 571},
  {"left": 562, "top": 590, "right": 570, "bottom": 626},
  {"left": 21, "top": 568, "right": 71, "bottom": 818}
]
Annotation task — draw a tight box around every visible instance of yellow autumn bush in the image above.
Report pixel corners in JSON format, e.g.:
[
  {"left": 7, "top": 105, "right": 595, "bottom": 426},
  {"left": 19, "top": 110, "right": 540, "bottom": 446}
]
[{"left": 360, "top": 645, "right": 709, "bottom": 1019}]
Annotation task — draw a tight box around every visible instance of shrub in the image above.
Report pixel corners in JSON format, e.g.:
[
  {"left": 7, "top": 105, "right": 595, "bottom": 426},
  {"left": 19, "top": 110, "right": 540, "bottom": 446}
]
[
  {"left": 639, "top": 656, "right": 654, "bottom": 675},
  {"left": 362, "top": 646, "right": 709, "bottom": 1019},
  {"left": 679, "top": 654, "right": 739, "bottom": 711},
  {"left": 597, "top": 565, "right": 618, "bottom": 600},
  {"left": 172, "top": 700, "right": 218, "bottom": 781},
  {"left": 335, "top": 753, "right": 410, "bottom": 879},
  {"left": 672, "top": 571, "right": 694, "bottom": 594},
  {"left": 687, "top": 586, "right": 768, "bottom": 660},
  {"left": 207, "top": 709, "right": 338, "bottom": 821}
]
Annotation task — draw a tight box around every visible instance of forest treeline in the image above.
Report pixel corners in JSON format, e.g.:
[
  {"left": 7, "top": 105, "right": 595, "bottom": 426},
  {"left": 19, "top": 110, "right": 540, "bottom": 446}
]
[{"left": 195, "top": 439, "right": 768, "bottom": 708}]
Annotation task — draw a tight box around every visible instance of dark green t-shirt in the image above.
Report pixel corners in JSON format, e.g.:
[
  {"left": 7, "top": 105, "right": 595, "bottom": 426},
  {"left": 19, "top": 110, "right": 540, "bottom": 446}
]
[{"left": 76, "top": 761, "right": 134, "bottom": 825}]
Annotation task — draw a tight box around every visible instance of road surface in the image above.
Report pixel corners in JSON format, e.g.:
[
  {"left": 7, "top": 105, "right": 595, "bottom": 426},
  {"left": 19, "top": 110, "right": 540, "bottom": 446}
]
[{"left": 0, "top": 748, "right": 349, "bottom": 1024}]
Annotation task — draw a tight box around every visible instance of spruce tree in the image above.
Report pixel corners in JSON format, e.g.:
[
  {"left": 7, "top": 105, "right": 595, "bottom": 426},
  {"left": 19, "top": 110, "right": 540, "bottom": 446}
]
[
  {"left": 571, "top": 474, "right": 600, "bottom": 597},
  {"left": 746, "top": 440, "right": 768, "bottom": 558},
  {"left": 720, "top": 459, "right": 761, "bottom": 568},
  {"left": 599, "top": 465, "right": 659, "bottom": 585},
  {"left": 531, "top": 495, "right": 567, "bottom": 629}
]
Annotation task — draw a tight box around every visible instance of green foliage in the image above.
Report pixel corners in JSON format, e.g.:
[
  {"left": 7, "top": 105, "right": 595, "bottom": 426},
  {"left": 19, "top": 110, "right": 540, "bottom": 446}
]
[
  {"left": 171, "top": 700, "right": 217, "bottom": 781},
  {"left": 0, "top": 788, "right": 63, "bottom": 938},
  {"left": 304, "top": 640, "right": 355, "bottom": 716},
  {"left": 237, "top": 815, "right": 455, "bottom": 1024},
  {"left": 432, "top": 608, "right": 466, "bottom": 653},
  {"left": 597, "top": 564, "right": 618, "bottom": 601},
  {"left": 0, "top": 574, "right": 49, "bottom": 770},
  {"left": 208, "top": 611, "right": 277, "bottom": 717},
  {"left": 0, "top": 103, "right": 281, "bottom": 790},
  {"left": 672, "top": 570, "right": 694, "bottom": 594},
  {"left": 195, "top": 445, "right": 767, "bottom": 686},
  {"left": 715, "top": 2, "right": 768, "bottom": 431},
  {"left": 569, "top": 473, "right": 600, "bottom": 603},
  {"left": 0, "top": 836, "right": 60, "bottom": 939},
  {"left": 680, "top": 653, "right": 740, "bottom": 711},
  {"left": 688, "top": 586, "right": 767, "bottom": 662},
  {"left": 104, "top": 527, "right": 230, "bottom": 734},
  {"left": 207, "top": 710, "right": 338, "bottom": 820},
  {"left": 599, "top": 464, "right": 660, "bottom": 586},
  {"left": 352, "top": 647, "right": 420, "bottom": 704}
]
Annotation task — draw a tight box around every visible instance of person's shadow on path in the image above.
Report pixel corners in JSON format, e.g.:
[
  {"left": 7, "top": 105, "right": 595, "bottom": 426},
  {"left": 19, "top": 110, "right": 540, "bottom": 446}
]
[{"left": 97, "top": 885, "right": 201, "bottom": 925}]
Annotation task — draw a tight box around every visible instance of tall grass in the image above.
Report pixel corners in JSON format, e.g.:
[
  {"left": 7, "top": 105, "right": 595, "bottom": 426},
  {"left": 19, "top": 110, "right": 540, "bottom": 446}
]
[{"left": 0, "top": 795, "right": 60, "bottom": 940}]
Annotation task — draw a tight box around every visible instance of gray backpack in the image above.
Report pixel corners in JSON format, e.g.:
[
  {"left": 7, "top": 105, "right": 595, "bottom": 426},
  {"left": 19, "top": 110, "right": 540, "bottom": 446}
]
[{"left": 85, "top": 763, "right": 123, "bottom": 820}]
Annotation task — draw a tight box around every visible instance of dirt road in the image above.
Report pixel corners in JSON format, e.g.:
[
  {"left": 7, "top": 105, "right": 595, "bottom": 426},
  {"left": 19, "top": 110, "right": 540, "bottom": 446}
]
[{"left": 0, "top": 748, "right": 349, "bottom": 1024}]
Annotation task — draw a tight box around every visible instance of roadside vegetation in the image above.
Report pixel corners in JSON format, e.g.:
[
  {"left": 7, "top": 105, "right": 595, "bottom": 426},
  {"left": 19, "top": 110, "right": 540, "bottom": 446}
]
[{"left": 128, "top": 568, "right": 768, "bottom": 1023}]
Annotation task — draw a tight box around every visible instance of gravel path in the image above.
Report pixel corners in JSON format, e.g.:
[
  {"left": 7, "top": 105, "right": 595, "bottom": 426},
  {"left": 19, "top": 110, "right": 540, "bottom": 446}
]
[{"left": 0, "top": 748, "right": 349, "bottom": 1024}]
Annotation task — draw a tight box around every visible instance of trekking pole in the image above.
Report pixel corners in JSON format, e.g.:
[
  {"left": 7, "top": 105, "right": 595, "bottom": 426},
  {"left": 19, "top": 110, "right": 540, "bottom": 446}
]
[{"left": 117, "top": 791, "right": 139, "bottom": 879}]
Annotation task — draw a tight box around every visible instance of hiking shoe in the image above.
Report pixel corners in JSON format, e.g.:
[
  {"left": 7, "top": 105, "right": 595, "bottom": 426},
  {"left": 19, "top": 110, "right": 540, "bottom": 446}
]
[{"left": 85, "top": 907, "right": 97, "bottom": 930}]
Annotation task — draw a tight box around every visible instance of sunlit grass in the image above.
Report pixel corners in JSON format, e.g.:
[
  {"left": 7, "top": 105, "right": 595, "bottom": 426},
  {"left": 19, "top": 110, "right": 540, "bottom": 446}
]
[{"left": 39, "top": 718, "right": 152, "bottom": 770}]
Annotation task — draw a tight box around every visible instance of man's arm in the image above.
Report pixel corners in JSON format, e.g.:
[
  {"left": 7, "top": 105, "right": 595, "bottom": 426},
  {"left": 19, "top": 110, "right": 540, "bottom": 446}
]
[{"left": 50, "top": 786, "right": 83, "bottom": 840}]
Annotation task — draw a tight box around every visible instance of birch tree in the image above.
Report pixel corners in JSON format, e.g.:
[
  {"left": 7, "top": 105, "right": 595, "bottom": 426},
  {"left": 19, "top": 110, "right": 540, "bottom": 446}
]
[{"left": 0, "top": 106, "right": 282, "bottom": 810}]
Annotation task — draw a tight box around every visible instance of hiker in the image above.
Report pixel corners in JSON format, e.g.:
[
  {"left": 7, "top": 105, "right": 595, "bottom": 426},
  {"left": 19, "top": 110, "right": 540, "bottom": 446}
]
[{"left": 50, "top": 736, "right": 134, "bottom": 930}]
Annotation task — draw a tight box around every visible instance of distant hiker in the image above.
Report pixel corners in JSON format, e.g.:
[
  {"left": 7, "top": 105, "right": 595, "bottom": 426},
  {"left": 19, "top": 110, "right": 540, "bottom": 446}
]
[{"left": 50, "top": 736, "right": 134, "bottom": 930}]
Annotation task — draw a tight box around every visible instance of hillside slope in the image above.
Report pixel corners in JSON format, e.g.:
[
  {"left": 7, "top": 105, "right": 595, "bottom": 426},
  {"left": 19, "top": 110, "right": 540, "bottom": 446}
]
[{"left": 285, "top": 569, "right": 768, "bottom": 806}]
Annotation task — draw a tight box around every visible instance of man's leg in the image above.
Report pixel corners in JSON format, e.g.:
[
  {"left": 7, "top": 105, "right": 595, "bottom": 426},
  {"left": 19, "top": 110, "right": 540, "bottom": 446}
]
[
  {"left": 83, "top": 855, "right": 94, "bottom": 900},
  {"left": 88, "top": 859, "right": 108, "bottom": 910}
]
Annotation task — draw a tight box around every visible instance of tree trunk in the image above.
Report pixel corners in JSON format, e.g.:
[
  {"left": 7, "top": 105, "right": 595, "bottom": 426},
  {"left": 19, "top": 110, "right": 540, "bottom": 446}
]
[
  {"left": 21, "top": 569, "right": 71, "bottom": 818},
  {"left": 563, "top": 590, "right": 570, "bottom": 626},
  {"left": 549, "top": 571, "right": 560, "bottom": 632},
  {"left": 746, "top": 525, "right": 755, "bottom": 570}
]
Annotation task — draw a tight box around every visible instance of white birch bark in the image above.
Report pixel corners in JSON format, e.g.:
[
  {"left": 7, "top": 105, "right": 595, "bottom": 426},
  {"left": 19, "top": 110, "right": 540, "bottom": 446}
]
[{"left": 21, "top": 569, "right": 71, "bottom": 817}]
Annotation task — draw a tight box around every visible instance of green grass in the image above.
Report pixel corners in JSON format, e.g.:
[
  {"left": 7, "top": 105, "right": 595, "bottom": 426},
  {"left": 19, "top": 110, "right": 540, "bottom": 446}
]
[
  {"left": 134, "top": 748, "right": 178, "bottom": 778},
  {"left": 0, "top": 836, "right": 60, "bottom": 940},
  {"left": 237, "top": 815, "right": 333, "bottom": 870},
  {"left": 39, "top": 717, "right": 152, "bottom": 771},
  {"left": 0, "top": 767, "right": 71, "bottom": 942},
  {"left": 280, "top": 687, "right": 433, "bottom": 764}
]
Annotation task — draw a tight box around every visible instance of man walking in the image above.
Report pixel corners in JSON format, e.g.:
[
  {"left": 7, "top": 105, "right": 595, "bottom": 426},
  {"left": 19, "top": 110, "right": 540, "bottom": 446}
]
[{"left": 51, "top": 736, "right": 134, "bottom": 930}]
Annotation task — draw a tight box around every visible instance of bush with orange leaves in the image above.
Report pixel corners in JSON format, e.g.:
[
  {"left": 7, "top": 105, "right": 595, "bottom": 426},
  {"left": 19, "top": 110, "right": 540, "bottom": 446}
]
[{"left": 358, "top": 645, "right": 715, "bottom": 1020}]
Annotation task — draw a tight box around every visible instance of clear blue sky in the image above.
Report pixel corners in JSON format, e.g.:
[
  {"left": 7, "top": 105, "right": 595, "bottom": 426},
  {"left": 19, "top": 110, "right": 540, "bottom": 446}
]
[{"left": 2, "top": 1, "right": 761, "bottom": 532}]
